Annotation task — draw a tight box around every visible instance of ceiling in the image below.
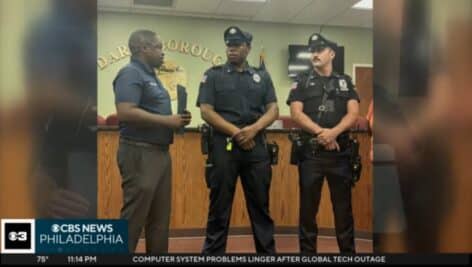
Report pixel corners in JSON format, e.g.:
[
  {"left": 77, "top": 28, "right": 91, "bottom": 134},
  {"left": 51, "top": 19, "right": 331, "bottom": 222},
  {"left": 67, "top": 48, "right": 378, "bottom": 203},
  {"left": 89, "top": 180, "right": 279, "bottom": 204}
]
[{"left": 98, "top": 0, "right": 372, "bottom": 28}]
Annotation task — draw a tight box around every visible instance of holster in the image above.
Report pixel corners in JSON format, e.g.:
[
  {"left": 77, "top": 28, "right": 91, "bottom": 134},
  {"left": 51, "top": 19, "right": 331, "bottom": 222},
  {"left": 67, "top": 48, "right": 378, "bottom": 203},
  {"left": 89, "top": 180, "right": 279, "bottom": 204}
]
[
  {"left": 200, "top": 124, "right": 215, "bottom": 188},
  {"left": 267, "top": 142, "right": 279, "bottom": 165},
  {"left": 199, "top": 123, "right": 213, "bottom": 155},
  {"left": 288, "top": 130, "right": 304, "bottom": 165},
  {"left": 350, "top": 139, "right": 362, "bottom": 186}
]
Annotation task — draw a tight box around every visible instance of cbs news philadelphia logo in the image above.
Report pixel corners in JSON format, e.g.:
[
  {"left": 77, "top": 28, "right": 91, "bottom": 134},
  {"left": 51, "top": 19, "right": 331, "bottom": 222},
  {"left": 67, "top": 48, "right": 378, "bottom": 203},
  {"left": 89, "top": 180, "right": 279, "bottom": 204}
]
[{"left": 1, "top": 219, "right": 35, "bottom": 254}]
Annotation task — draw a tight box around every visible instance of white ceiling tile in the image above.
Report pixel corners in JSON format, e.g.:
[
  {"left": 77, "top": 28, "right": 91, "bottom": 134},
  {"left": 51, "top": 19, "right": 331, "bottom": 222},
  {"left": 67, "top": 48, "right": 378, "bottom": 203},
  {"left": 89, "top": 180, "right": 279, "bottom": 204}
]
[
  {"left": 174, "top": 0, "right": 221, "bottom": 13},
  {"left": 330, "top": 8, "right": 372, "bottom": 28},
  {"left": 215, "top": 0, "right": 267, "bottom": 18},
  {"left": 291, "top": 0, "right": 359, "bottom": 25},
  {"left": 253, "top": 0, "right": 311, "bottom": 23}
]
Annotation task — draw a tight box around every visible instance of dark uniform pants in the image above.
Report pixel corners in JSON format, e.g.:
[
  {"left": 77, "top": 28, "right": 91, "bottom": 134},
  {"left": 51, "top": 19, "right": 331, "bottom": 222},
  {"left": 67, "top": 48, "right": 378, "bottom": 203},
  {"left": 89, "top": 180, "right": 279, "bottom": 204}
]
[
  {"left": 117, "top": 139, "right": 172, "bottom": 253},
  {"left": 298, "top": 152, "right": 355, "bottom": 253},
  {"left": 202, "top": 139, "right": 275, "bottom": 254}
]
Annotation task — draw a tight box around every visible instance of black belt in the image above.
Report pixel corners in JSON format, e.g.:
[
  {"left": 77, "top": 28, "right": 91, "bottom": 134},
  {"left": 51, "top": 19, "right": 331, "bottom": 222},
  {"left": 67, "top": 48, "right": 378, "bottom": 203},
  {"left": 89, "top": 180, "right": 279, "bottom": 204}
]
[
  {"left": 301, "top": 137, "right": 351, "bottom": 152},
  {"left": 120, "top": 137, "right": 169, "bottom": 151}
]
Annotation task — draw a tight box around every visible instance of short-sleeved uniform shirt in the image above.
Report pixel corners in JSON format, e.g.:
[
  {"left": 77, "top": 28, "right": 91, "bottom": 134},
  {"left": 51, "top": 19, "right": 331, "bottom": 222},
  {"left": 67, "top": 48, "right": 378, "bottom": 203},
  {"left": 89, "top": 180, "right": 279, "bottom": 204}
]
[
  {"left": 197, "top": 62, "right": 277, "bottom": 127},
  {"left": 286, "top": 69, "right": 360, "bottom": 133},
  {"left": 196, "top": 62, "right": 277, "bottom": 160},
  {"left": 113, "top": 57, "right": 173, "bottom": 145}
]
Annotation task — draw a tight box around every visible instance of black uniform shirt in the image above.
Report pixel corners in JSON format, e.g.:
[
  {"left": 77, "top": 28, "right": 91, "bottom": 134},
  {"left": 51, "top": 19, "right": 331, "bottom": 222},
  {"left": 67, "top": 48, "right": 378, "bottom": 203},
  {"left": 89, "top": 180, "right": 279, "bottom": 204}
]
[
  {"left": 196, "top": 62, "right": 277, "bottom": 160},
  {"left": 197, "top": 62, "right": 277, "bottom": 128},
  {"left": 286, "top": 69, "right": 360, "bottom": 131}
]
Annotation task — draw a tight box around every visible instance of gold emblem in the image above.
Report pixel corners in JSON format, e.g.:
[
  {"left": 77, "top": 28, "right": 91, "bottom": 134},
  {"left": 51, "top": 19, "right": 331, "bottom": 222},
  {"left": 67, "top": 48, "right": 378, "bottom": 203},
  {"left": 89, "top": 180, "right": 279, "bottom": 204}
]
[{"left": 156, "top": 60, "right": 187, "bottom": 100}]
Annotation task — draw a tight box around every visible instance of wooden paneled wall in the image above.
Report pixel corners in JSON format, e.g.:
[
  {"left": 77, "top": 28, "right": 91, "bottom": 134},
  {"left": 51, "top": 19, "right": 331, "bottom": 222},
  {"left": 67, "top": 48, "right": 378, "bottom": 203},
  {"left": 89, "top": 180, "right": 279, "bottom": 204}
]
[{"left": 98, "top": 131, "right": 372, "bottom": 232}]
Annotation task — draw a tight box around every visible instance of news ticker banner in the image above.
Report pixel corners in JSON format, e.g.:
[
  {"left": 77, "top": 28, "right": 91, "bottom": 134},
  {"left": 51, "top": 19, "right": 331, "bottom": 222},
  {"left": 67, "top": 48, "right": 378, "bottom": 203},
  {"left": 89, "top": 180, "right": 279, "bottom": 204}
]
[
  {"left": 1, "top": 219, "right": 128, "bottom": 254},
  {"left": 0, "top": 254, "right": 470, "bottom": 265},
  {"left": 1, "top": 219, "right": 470, "bottom": 265}
]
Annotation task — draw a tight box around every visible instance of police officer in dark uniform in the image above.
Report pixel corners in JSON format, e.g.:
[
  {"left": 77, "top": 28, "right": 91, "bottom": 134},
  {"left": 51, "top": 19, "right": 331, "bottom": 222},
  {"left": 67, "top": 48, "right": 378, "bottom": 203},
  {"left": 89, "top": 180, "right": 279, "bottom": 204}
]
[
  {"left": 197, "top": 26, "right": 279, "bottom": 254},
  {"left": 287, "top": 33, "right": 360, "bottom": 253}
]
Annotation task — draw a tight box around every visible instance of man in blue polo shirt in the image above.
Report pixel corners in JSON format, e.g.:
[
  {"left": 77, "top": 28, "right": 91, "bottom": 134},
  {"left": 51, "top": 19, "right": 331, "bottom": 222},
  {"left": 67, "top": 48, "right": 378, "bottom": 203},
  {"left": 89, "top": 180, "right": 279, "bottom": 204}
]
[{"left": 113, "top": 29, "right": 191, "bottom": 253}]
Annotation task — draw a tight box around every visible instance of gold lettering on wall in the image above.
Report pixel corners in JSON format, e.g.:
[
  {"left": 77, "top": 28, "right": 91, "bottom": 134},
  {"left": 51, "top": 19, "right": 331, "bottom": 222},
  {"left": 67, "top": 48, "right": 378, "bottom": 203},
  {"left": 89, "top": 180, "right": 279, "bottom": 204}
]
[
  {"left": 212, "top": 55, "right": 224, "bottom": 65},
  {"left": 97, "top": 46, "right": 131, "bottom": 70},
  {"left": 97, "top": 57, "right": 108, "bottom": 70},
  {"left": 180, "top": 41, "right": 190, "bottom": 54},
  {"left": 109, "top": 51, "right": 121, "bottom": 61},
  {"left": 190, "top": 44, "right": 202, "bottom": 57},
  {"left": 201, "top": 48, "right": 212, "bottom": 62},
  {"left": 166, "top": 39, "right": 178, "bottom": 51},
  {"left": 98, "top": 40, "right": 223, "bottom": 70},
  {"left": 117, "top": 45, "right": 131, "bottom": 58}
]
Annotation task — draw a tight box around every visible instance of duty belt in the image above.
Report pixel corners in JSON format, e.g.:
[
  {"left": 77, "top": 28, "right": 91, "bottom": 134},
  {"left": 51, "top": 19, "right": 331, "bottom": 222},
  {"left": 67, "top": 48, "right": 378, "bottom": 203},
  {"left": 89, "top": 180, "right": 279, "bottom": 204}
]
[{"left": 300, "top": 134, "right": 351, "bottom": 153}]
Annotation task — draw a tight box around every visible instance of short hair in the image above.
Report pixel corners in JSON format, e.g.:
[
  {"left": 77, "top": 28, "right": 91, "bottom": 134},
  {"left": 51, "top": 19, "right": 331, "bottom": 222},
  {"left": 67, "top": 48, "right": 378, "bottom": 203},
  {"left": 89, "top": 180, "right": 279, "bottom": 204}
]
[{"left": 128, "top": 30, "right": 157, "bottom": 55}]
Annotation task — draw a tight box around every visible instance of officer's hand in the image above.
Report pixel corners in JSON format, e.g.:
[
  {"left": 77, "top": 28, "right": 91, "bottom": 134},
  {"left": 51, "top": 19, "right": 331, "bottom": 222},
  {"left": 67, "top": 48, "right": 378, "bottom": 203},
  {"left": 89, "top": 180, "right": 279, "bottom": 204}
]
[
  {"left": 239, "top": 139, "right": 256, "bottom": 151},
  {"left": 233, "top": 125, "right": 258, "bottom": 145},
  {"left": 317, "top": 128, "right": 339, "bottom": 145},
  {"left": 324, "top": 140, "right": 340, "bottom": 151},
  {"left": 166, "top": 114, "right": 191, "bottom": 129},
  {"left": 181, "top": 110, "right": 192, "bottom": 126}
]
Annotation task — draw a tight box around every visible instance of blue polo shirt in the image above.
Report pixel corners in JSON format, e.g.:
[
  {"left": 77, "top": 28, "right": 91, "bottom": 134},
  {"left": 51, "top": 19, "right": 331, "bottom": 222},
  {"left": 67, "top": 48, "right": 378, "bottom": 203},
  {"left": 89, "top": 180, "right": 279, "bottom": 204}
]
[{"left": 113, "top": 57, "right": 173, "bottom": 145}]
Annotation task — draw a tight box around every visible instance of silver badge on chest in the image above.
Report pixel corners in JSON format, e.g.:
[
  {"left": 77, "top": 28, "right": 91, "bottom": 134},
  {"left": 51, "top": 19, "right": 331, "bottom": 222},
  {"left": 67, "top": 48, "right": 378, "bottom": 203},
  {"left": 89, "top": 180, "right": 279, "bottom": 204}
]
[
  {"left": 253, "top": 73, "right": 261, "bottom": 83},
  {"left": 339, "top": 79, "right": 348, "bottom": 91}
]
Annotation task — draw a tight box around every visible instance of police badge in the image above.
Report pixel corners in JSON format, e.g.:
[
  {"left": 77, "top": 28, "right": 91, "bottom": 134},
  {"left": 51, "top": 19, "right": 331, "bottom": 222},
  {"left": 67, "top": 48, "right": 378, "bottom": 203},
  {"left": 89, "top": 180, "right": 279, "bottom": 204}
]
[
  {"left": 339, "top": 79, "right": 348, "bottom": 91},
  {"left": 253, "top": 73, "right": 261, "bottom": 83}
]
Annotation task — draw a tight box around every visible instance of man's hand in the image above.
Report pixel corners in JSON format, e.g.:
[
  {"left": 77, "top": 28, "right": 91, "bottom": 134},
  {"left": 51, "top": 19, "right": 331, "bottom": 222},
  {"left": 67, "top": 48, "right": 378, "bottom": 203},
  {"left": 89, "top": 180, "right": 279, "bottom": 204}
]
[
  {"left": 324, "top": 140, "right": 340, "bottom": 151},
  {"left": 317, "top": 128, "right": 339, "bottom": 145},
  {"left": 233, "top": 125, "right": 259, "bottom": 145},
  {"left": 166, "top": 112, "right": 192, "bottom": 129},
  {"left": 182, "top": 110, "right": 192, "bottom": 126},
  {"left": 239, "top": 139, "right": 256, "bottom": 151}
]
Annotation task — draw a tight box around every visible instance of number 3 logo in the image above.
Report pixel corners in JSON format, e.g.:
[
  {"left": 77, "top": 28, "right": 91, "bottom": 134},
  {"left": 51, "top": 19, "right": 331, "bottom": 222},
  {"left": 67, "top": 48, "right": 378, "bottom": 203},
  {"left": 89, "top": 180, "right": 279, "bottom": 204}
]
[{"left": 8, "top": 231, "right": 27, "bottom": 241}]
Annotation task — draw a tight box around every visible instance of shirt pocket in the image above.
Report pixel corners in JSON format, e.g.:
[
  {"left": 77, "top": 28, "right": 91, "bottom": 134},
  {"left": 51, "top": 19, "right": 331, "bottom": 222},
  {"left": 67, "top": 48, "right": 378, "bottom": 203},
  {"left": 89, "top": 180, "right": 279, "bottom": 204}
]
[
  {"left": 247, "top": 82, "right": 265, "bottom": 107},
  {"left": 302, "top": 87, "right": 324, "bottom": 115},
  {"left": 215, "top": 82, "right": 239, "bottom": 109}
]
